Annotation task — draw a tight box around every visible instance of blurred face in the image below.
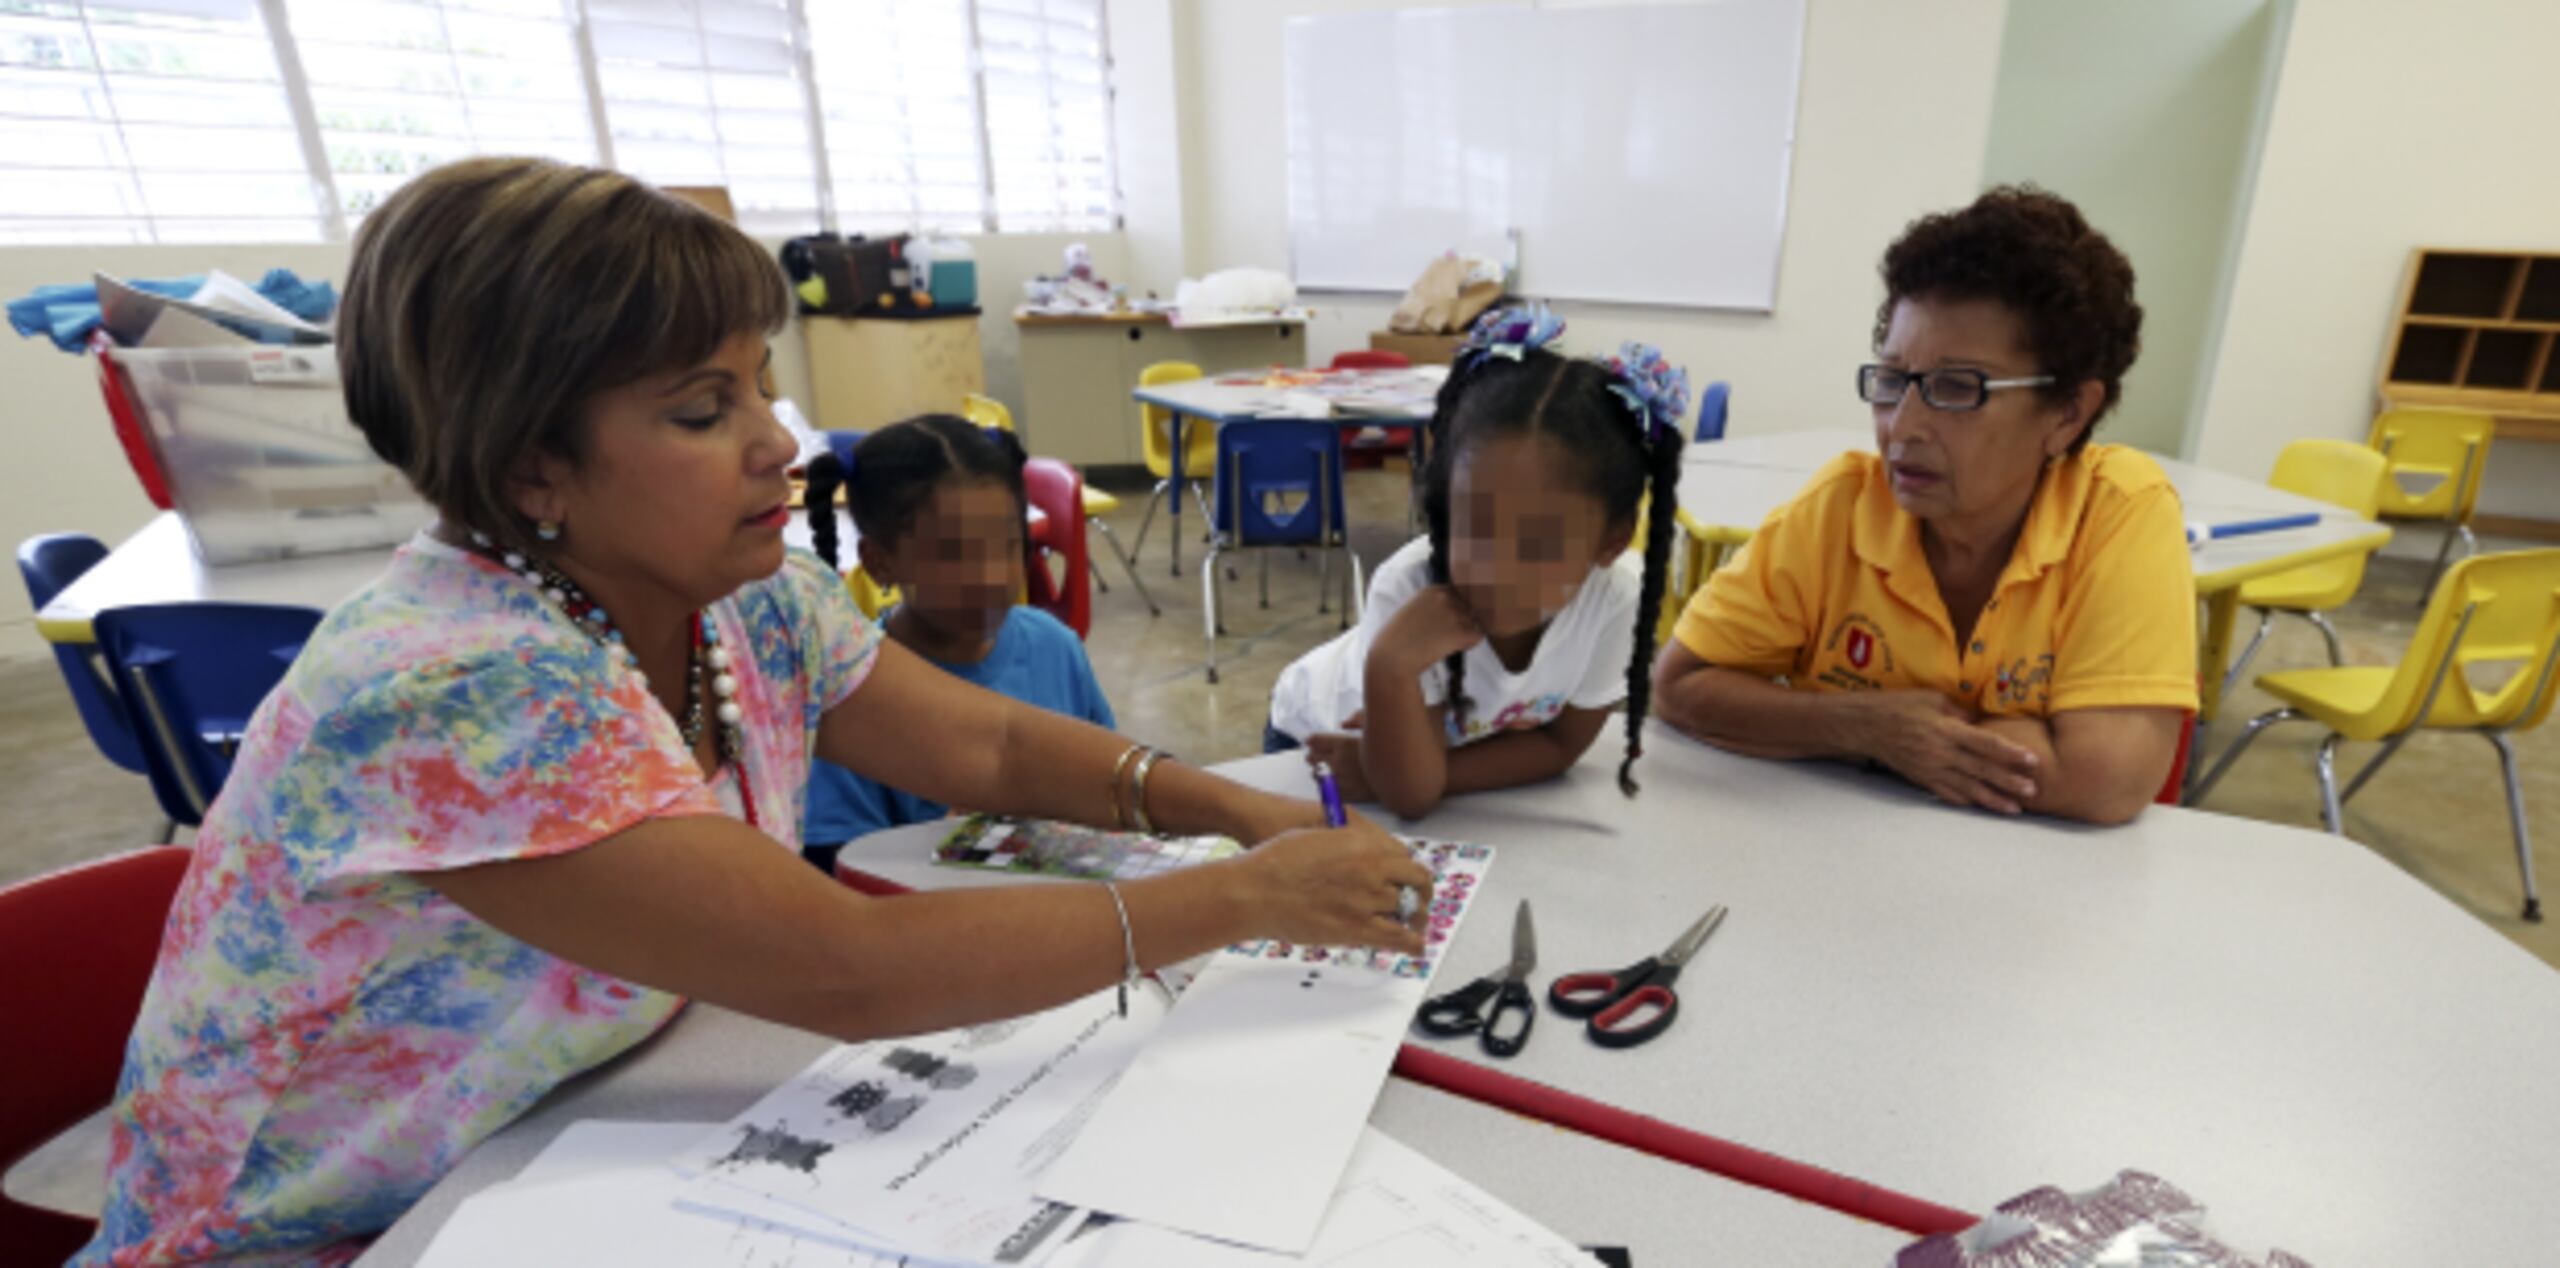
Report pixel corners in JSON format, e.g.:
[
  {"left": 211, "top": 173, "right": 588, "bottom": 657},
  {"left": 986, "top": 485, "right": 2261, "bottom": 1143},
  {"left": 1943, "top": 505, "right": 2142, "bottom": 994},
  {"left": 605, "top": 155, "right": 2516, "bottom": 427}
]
[
  {"left": 867, "top": 478, "right": 1024, "bottom": 647},
  {"left": 523, "top": 332, "right": 796, "bottom": 609},
  {"left": 1446, "top": 434, "right": 1628, "bottom": 638},
  {"left": 1870, "top": 297, "right": 2088, "bottom": 530}
]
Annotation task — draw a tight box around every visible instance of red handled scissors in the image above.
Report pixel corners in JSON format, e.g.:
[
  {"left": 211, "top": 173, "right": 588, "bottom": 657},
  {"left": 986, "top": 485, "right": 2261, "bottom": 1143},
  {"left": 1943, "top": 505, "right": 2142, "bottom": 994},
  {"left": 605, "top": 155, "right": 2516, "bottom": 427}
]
[{"left": 1547, "top": 906, "right": 1725, "bottom": 1049}]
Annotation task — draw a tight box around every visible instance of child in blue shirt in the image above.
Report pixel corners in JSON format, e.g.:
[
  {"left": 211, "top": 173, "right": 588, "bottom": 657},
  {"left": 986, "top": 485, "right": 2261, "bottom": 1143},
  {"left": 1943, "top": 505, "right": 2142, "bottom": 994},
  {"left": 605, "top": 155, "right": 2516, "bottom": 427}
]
[{"left": 801, "top": 414, "right": 1115, "bottom": 871}]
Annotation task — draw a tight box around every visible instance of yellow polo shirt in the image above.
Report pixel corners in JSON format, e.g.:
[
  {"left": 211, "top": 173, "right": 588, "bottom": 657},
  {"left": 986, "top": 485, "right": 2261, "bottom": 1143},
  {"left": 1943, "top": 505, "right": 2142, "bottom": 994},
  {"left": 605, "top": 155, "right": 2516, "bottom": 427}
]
[{"left": 1675, "top": 444, "right": 2199, "bottom": 717}]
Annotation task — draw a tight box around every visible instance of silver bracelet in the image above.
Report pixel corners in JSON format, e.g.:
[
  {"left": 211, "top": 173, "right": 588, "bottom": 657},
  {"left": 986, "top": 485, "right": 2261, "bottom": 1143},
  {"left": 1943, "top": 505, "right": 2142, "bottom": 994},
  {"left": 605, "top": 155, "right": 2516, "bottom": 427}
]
[
  {"left": 1102, "top": 881, "right": 1140, "bottom": 1019},
  {"left": 1129, "top": 748, "right": 1169, "bottom": 835}
]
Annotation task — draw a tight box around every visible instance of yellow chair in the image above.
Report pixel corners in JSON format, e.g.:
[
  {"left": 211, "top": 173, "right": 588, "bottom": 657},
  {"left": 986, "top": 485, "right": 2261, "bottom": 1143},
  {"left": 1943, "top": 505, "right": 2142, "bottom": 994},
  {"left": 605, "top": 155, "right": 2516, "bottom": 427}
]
[
  {"left": 962, "top": 393, "right": 1159, "bottom": 615},
  {"left": 2367, "top": 407, "right": 2494, "bottom": 601},
  {"left": 2218, "top": 439, "right": 2391, "bottom": 697},
  {"left": 2190, "top": 548, "right": 2560, "bottom": 921},
  {"left": 1130, "top": 361, "right": 1217, "bottom": 575},
  {"left": 846, "top": 565, "right": 899, "bottom": 621}
]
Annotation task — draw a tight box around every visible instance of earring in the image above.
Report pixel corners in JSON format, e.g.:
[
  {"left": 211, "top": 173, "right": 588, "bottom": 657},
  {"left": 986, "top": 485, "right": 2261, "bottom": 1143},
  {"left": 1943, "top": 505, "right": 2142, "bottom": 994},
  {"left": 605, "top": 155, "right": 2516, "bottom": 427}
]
[{"left": 536, "top": 519, "right": 562, "bottom": 542}]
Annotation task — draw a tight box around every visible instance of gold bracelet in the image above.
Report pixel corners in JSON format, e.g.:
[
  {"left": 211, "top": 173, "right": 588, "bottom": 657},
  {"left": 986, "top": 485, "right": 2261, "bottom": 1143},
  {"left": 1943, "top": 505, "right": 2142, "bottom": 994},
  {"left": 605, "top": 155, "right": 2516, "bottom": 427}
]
[
  {"left": 1106, "top": 742, "right": 1145, "bottom": 830},
  {"left": 1129, "top": 747, "right": 1170, "bottom": 835},
  {"left": 1102, "top": 881, "right": 1140, "bottom": 1019}
]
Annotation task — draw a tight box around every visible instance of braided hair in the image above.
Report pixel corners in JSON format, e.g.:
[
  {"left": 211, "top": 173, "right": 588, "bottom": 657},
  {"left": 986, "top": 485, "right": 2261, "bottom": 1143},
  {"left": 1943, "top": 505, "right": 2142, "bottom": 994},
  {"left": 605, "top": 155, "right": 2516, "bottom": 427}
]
[
  {"left": 1413, "top": 344, "right": 1686, "bottom": 797},
  {"left": 801, "top": 413, "right": 1029, "bottom": 571}
]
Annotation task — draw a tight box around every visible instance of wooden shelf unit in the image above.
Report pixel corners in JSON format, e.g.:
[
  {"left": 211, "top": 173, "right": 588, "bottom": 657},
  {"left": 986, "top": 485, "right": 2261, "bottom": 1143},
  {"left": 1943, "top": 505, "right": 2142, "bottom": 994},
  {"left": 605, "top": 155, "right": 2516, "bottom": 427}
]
[{"left": 2380, "top": 249, "right": 2560, "bottom": 428}]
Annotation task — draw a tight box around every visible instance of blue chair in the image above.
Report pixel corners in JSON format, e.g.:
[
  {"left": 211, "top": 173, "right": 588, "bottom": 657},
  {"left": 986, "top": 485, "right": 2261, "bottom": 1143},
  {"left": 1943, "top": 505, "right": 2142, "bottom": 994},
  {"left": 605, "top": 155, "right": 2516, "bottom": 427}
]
[
  {"left": 15, "top": 534, "right": 148, "bottom": 776},
  {"left": 1694, "top": 381, "right": 1730, "bottom": 443},
  {"left": 1202, "top": 421, "right": 1361, "bottom": 683},
  {"left": 92, "top": 603, "right": 320, "bottom": 827}
]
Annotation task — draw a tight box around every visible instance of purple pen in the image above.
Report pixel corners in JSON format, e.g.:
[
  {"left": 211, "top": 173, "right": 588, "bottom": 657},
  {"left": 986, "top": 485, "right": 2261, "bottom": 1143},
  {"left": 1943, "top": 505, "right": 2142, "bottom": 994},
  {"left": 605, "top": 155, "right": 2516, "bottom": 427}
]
[{"left": 1312, "top": 761, "right": 1348, "bottom": 827}]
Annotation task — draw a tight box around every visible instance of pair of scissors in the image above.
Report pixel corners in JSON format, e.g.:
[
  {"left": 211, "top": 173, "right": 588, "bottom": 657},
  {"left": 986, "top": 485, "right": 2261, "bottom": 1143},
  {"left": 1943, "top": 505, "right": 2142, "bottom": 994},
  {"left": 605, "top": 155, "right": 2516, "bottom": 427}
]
[
  {"left": 1414, "top": 899, "right": 1536, "bottom": 1057},
  {"left": 1548, "top": 906, "right": 1726, "bottom": 1049}
]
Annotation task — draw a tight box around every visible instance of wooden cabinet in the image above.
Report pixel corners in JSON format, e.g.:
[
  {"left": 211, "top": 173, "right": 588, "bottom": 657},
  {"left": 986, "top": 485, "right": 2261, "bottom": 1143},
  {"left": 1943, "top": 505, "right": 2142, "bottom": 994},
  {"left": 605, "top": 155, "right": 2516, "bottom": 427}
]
[
  {"left": 1013, "top": 313, "right": 1307, "bottom": 467},
  {"left": 2379, "top": 249, "right": 2560, "bottom": 438},
  {"left": 803, "top": 313, "right": 986, "bottom": 432}
]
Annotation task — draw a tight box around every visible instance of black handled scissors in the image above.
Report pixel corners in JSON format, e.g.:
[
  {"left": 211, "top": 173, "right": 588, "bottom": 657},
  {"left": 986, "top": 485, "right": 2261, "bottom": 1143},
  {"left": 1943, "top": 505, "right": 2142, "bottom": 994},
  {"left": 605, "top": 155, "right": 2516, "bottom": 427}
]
[
  {"left": 1414, "top": 899, "right": 1536, "bottom": 1058},
  {"left": 1548, "top": 905, "right": 1726, "bottom": 1049}
]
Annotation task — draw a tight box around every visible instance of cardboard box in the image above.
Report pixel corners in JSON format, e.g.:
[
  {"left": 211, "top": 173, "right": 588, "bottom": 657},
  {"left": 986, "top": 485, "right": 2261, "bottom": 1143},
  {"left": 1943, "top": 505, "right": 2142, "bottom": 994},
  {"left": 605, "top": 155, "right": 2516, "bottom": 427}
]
[{"left": 1368, "top": 331, "right": 1466, "bottom": 365}]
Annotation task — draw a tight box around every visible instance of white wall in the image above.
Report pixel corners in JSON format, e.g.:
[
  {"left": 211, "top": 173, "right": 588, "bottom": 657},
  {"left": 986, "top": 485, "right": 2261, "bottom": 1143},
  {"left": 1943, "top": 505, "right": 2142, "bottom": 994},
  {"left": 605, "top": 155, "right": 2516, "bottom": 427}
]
[
  {"left": 2193, "top": 0, "right": 2560, "bottom": 523},
  {"left": 0, "top": 230, "right": 1124, "bottom": 645},
  {"left": 1170, "top": 0, "right": 2013, "bottom": 436},
  {"left": 1980, "top": 0, "right": 2283, "bottom": 458}
]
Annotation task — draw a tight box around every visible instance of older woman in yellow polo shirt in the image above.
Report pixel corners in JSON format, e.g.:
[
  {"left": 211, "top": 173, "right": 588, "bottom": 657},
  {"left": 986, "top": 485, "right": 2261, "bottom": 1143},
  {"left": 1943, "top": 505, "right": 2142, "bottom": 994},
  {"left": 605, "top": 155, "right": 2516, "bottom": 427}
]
[{"left": 1655, "top": 187, "right": 2197, "bottom": 825}]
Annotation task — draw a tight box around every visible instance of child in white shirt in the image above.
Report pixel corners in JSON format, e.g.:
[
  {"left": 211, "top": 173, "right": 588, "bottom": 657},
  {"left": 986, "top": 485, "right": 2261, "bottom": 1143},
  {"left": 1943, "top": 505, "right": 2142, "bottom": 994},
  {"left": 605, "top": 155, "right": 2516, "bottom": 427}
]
[{"left": 1266, "top": 306, "right": 1690, "bottom": 817}]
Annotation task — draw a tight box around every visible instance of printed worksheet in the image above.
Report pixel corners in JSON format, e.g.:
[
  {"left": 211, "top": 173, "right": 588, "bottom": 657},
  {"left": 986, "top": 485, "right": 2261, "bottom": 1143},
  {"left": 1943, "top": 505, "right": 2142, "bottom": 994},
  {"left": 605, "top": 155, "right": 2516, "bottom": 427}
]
[
  {"left": 673, "top": 987, "right": 1167, "bottom": 1266},
  {"left": 1037, "top": 841, "right": 1495, "bottom": 1254},
  {"left": 416, "top": 1124, "right": 959, "bottom": 1268},
  {"left": 1049, "top": 1128, "right": 1602, "bottom": 1268}
]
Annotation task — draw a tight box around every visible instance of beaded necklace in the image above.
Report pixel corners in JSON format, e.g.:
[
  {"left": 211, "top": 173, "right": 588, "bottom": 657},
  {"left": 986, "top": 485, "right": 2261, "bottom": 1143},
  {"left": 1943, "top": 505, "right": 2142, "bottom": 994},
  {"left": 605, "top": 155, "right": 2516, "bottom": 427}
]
[{"left": 467, "top": 532, "right": 760, "bottom": 831}]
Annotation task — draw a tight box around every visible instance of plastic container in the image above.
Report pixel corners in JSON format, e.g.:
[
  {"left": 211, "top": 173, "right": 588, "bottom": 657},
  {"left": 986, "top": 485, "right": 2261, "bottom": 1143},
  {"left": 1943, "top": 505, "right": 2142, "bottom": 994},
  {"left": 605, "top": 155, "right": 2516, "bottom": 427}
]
[
  {"left": 109, "top": 343, "right": 431, "bottom": 564},
  {"left": 912, "top": 238, "right": 978, "bottom": 308}
]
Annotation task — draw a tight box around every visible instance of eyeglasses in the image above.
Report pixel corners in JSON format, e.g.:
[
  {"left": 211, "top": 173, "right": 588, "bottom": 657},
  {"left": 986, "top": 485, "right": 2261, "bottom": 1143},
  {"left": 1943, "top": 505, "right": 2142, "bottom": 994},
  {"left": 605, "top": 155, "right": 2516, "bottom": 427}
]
[{"left": 1857, "top": 364, "right": 2053, "bottom": 413}]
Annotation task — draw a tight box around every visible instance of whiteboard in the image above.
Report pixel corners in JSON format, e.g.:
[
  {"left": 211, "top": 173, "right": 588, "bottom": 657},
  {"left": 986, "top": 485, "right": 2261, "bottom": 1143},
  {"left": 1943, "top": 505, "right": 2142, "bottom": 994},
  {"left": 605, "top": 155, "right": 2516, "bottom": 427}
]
[{"left": 1284, "top": 0, "right": 1806, "bottom": 311}]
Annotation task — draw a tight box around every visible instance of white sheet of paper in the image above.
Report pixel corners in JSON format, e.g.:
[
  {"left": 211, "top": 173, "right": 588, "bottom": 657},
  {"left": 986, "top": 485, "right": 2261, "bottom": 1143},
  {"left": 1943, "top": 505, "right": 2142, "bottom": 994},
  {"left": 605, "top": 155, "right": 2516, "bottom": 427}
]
[
  {"left": 1036, "top": 840, "right": 1492, "bottom": 1254},
  {"left": 415, "top": 1167, "right": 927, "bottom": 1268},
  {"left": 512, "top": 1120, "right": 714, "bottom": 1187},
  {"left": 1049, "top": 1128, "right": 1602, "bottom": 1268},
  {"left": 673, "top": 987, "right": 1165, "bottom": 1265}
]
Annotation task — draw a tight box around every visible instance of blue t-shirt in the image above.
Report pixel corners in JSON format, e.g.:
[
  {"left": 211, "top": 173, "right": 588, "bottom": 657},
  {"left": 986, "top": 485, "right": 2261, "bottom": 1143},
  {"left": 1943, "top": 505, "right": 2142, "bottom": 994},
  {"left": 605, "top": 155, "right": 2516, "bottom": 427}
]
[{"left": 804, "top": 606, "right": 1115, "bottom": 846}]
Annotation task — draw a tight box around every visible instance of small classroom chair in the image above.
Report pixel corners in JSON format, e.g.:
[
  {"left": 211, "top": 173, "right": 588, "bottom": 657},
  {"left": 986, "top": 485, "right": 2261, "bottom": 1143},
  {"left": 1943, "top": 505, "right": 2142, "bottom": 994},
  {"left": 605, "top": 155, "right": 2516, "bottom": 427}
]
[
  {"left": 2218, "top": 439, "right": 2390, "bottom": 697},
  {"left": 1329, "top": 349, "right": 1417, "bottom": 470},
  {"left": 0, "top": 845, "right": 192, "bottom": 1263},
  {"left": 1021, "top": 458, "right": 1093, "bottom": 639},
  {"left": 1202, "top": 421, "right": 1361, "bottom": 683},
  {"left": 93, "top": 602, "right": 321, "bottom": 827},
  {"left": 1694, "top": 381, "right": 1730, "bottom": 443},
  {"left": 2366, "top": 407, "right": 2494, "bottom": 604},
  {"left": 2189, "top": 548, "right": 2560, "bottom": 921},
  {"left": 17, "top": 534, "right": 150, "bottom": 778},
  {"left": 965, "top": 393, "right": 1157, "bottom": 617},
  {"left": 1130, "top": 361, "right": 1216, "bottom": 575}
]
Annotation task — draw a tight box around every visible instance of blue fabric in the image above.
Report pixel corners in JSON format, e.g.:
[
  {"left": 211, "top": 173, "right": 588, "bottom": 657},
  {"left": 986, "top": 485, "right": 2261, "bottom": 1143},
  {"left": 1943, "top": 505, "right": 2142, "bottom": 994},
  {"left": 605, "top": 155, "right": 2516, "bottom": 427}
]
[
  {"left": 8, "top": 269, "right": 337, "bottom": 352},
  {"left": 803, "top": 607, "right": 1114, "bottom": 850}
]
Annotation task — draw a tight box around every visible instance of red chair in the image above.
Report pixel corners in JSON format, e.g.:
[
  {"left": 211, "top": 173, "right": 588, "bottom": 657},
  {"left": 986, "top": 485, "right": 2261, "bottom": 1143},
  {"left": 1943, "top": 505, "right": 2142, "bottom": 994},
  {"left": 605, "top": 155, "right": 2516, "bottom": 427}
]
[
  {"left": 1021, "top": 458, "right": 1092, "bottom": 639},
  {"left": 1328, "top": 349, "right": 1410, "bottom": 372},
  {"left": 1330, "top": 349, "right": 1416, "bottom": 469},
  {"left": 0, "top": 846, "right": 192, "bottom": 1262}
]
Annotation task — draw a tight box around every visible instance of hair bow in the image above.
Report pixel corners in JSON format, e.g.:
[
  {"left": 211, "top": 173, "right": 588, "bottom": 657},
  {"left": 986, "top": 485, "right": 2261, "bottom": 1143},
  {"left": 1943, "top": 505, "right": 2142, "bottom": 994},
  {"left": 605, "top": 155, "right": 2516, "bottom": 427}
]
[
  {"left": 1457, "top": 303, "right": 1568, "bottom": 369},
  {"left": 1603, "top": 341, "right": 1691, "bottom": 446}
]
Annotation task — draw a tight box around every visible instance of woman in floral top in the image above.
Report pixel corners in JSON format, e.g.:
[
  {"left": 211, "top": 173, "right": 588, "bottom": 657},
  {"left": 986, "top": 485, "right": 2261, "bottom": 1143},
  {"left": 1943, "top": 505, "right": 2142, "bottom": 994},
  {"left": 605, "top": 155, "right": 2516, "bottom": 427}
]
[{"left": 76, "top": 157, "right": 1432, "bottom": 1265}]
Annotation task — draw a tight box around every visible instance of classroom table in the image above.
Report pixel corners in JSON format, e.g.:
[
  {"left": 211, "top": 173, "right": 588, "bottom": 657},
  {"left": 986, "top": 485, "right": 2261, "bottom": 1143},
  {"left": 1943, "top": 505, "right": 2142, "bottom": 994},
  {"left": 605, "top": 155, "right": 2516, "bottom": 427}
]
[
  {"left": 1130, "top": 369, "right": 1438, "bottom": 575},
  {"left": 33, "top": 507, "right": 1042, "bottom": 647},
  {"left": 1673, "top": 430, "right": 2395, "bottom": 722},
  {"left": 357, "top": 996, "right": 1912, "bottom": 1266}
]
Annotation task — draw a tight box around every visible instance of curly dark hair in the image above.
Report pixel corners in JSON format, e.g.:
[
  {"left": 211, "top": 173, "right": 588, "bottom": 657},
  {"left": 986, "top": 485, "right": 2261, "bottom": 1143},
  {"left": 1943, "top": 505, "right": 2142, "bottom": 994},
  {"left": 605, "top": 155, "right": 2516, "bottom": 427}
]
[{"left": 1874, "top": 185, "right": 2141, "bottom": 449}]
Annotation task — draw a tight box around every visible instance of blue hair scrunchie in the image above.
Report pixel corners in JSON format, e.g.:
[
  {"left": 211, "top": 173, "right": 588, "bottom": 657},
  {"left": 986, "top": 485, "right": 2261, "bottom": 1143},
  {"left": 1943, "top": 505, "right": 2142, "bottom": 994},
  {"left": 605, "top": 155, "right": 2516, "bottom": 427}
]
[{"left": 1603, "top": 341, "right": 1691, "bottom": 449}]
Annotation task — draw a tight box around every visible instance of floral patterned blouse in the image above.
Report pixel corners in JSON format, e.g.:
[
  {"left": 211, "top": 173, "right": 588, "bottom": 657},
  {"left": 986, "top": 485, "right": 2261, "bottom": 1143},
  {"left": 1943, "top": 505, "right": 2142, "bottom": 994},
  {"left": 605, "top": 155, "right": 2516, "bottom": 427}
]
[{"left": 74, "top": 536, "right": 877, "bottom": 1265}]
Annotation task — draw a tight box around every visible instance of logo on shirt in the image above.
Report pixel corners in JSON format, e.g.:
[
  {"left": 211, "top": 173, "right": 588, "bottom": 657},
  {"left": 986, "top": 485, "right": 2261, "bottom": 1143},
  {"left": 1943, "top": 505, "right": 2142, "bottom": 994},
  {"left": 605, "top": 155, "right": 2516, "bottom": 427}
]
[
  {"left": 1818, "top": 614, "right": 1894, "bottom": 691},
  {"left": 1845, "top": 627, "right": 1876, "bottom": 670},
  {"left": 1994, "top": 653, "right": 2056, "bottom": 711}
]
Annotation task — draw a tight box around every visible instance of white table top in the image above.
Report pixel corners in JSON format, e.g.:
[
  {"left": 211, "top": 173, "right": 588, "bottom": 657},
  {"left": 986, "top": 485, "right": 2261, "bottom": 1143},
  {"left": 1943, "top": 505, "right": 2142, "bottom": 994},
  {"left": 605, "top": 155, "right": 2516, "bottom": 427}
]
[
  {"left": 1132, "top": 369, "right": 1440, "bottom": 425},
  {"left": 357, "top": 1000, "right": 1909, "bottom": 1266},
  {"left": 1677, "top": 430, "right": 2393, "bottom": 593},
  {"left": 36, "top": 512, "right": 397, "bottom": 644},
  {"left": 30, "top": 509, "right": 1012, "bottom": 646},
  {"left": 1163, "top": 737, "right": 2560, "bottom": 1268}
]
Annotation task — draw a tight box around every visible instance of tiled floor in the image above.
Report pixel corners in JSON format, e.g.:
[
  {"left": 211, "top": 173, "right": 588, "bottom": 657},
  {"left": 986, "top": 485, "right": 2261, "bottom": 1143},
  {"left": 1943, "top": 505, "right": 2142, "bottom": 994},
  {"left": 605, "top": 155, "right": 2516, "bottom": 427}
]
[{"left": 6, "top": 460, "right": 2556, "bottom": 1223}]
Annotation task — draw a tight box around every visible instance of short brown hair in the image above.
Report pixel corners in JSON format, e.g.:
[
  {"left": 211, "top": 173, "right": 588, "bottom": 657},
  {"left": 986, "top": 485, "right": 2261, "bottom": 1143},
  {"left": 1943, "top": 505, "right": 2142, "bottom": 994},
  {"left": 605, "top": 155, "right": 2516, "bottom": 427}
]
[
  {"left": 1875, "top": 185, "right": 2142, "bottom": 448},
  {"left": 339, "top": 157, "right": 789, "bottom": 551}
]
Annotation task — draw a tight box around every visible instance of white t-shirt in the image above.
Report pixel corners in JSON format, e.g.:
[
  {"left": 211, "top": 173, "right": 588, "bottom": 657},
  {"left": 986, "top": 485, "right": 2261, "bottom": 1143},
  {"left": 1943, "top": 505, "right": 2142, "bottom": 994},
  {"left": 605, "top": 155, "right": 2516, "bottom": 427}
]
[{"left": 1269, "top": 536, "right": 1640, "bottom": 745}]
